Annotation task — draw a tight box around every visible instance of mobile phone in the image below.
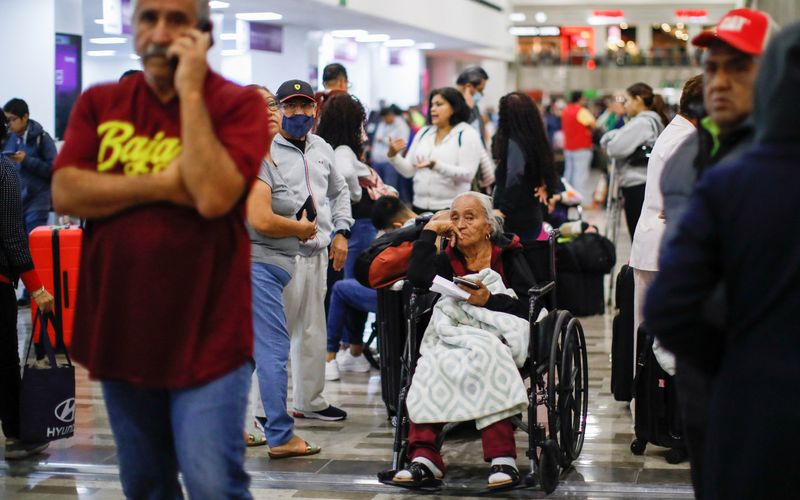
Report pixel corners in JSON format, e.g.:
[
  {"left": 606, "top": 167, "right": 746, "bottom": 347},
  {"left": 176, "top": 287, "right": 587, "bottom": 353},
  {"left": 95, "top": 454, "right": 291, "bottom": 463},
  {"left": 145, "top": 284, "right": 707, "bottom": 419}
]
[
  {"left": 453, "top": 276, "right": 480, "bottom": 290},
  {"left": 296, "top": 195, "right": 317, "bottom": 222},
  {"left": 170, "top": 20, "right": 214, "bottom": 68}
]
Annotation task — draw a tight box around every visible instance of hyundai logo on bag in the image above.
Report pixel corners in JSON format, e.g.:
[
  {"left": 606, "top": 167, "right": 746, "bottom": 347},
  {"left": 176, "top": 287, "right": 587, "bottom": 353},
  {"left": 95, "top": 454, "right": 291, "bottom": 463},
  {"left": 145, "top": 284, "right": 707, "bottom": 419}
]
[{"left": 55, "top": 398, "right": 76, "bottom": 423}]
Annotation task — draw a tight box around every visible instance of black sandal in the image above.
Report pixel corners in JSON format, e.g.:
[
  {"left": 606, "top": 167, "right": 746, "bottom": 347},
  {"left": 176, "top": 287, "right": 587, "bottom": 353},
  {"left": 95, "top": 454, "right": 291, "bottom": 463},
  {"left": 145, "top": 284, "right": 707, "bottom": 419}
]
[
  {"left": 487, "top": 464, "right": 521, "bottom": 490},
  {"left": 378, "top": 461, "right": 443, "bottom": 489}
]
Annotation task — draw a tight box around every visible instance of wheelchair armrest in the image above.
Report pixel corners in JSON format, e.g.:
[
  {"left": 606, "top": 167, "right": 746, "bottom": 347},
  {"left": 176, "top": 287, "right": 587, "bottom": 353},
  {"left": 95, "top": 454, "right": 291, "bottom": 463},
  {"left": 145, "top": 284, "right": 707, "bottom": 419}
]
[{"left": 528, "top": 281, "right": 555, "bottom": 298}]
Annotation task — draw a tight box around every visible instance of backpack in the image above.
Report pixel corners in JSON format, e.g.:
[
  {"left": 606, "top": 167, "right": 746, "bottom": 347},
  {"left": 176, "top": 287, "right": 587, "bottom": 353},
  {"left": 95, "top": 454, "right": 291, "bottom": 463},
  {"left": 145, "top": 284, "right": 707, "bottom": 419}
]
[
  {"left": 354, "top": 215, "right": 432, "bottom": 289},
  {"left": 556, "top": 233, "right": 616, "bottom": 274}
]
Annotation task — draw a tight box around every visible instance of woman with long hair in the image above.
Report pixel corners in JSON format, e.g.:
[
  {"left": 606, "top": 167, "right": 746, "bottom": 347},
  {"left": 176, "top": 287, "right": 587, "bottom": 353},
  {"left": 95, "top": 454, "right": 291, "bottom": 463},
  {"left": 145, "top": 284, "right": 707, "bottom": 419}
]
[
  {"left": 387, "top": 87, "right": 484, "bottom": 213},
  {"left": 316, "top": 93, "right": 376, "bottom": 378},
  {"left": 600, "top": 82, "right": 668, "bottom": 239},
  {"left": 491, "top": 92, "right": 559, "bottom": 240}
]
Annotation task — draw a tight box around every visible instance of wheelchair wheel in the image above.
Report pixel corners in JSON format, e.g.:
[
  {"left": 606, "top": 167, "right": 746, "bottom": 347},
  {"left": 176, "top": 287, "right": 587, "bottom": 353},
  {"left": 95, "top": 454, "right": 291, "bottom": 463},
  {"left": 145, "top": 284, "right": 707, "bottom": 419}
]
[
  {"left": 546, "top": 311, "right": 571, "bottom": 447},
  {"left": 539, "top": 439, "right": 560, "bottom": 494},
  {"left": 558, "top": 317, "right": 589, "bottom": 465}
]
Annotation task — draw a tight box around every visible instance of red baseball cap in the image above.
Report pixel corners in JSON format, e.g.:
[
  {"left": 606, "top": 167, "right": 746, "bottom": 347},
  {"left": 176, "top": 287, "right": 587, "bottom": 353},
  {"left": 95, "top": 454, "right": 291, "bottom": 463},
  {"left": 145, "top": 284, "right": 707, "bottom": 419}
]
[{"left": 692, "top": 8, "right": 773, "bottom": 56}]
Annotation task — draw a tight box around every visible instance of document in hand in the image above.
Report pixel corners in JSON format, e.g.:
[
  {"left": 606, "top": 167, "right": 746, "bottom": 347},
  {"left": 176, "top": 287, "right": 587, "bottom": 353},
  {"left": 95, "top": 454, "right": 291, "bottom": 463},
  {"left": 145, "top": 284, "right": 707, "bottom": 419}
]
[{"left": 430, "top": 275, "right": 471, "bottom": 301}]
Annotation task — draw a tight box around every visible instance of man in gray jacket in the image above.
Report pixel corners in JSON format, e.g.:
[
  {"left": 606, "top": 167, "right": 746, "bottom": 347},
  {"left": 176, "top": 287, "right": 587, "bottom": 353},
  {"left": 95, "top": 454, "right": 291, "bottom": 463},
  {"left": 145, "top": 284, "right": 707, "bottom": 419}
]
[
  {"left": 272, "top": 79, "right": 353, "bottom": 421},
  {"left": 655, "top": 8, "right": 775, "bottom": 499}
]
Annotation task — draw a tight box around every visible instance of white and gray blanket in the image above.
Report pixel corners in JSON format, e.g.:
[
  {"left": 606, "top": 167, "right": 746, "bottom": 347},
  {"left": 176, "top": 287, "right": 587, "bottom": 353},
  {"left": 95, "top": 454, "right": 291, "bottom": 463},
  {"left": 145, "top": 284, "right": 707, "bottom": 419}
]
[{"left": 406, "top": 268, "right": 531, "bottom": 430}]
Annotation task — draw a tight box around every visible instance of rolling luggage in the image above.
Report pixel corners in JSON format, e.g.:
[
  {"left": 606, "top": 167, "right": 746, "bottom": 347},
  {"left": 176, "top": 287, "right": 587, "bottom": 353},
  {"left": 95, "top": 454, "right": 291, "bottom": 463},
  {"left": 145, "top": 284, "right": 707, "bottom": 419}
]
[
  {"left": 611, "top": 265, "right": 636, "bottom": 401},
  {"left": 630, "top": 331, "right": 687, "bottom": 464},
  {"left": 29, "top": 224, "right": 82, "bottom": 349},
  {"left": 555, "top": 233, "right": 615, "bottom": 316}
]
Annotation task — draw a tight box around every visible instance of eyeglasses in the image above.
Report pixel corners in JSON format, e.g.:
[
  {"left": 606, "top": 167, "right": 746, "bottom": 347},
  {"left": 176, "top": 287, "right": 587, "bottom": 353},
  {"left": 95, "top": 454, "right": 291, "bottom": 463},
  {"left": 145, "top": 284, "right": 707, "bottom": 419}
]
[
  {"left": 280, "top": 101, "right": 316, "bottom": 113},
  {"left": 266, "top": 100, "right": 279, "bottom": 111}
]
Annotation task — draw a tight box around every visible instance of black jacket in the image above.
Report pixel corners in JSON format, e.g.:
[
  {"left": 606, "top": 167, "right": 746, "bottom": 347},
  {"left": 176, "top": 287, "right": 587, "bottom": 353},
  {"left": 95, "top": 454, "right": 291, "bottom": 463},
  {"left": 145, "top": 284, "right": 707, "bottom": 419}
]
[
  {"left": 407, "top": 230, "right": 536, "bottom": 319},
  {"left": 0, "top": 157, "right": 35, "bottom": 280},
  {"left": 646, "top": 24, "right": 800, "bottom": 500}
]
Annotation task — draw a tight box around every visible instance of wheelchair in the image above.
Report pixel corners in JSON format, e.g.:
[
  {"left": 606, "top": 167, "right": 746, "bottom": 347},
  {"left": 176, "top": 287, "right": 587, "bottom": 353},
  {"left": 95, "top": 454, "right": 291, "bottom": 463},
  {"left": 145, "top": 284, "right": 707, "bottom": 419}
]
[{"left": 377, "top": 230, "right": 589, "bottom": 494}]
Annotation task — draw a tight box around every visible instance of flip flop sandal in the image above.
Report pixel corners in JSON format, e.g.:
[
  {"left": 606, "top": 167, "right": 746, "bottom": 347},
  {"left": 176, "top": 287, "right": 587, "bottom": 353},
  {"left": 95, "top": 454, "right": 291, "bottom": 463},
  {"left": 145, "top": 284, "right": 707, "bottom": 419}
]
[
  {"left": 487, "top": 464, "right": 521, "bottom": 491},
  {"left": 245, "top": 433, "right": 267, "bottom": 447},
  {"left": 267, "top": 440, "right": 321, "bottom": 459},
  {"left": 379, "top": 462, "right": 443, "bottom": 490}
]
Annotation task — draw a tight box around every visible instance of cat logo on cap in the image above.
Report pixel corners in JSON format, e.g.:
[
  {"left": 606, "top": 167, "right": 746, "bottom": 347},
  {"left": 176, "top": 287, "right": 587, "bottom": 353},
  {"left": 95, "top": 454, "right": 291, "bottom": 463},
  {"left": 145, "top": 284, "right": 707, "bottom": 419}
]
[{"left": 294, "top": 84, "right": 301, "bottom": 90}]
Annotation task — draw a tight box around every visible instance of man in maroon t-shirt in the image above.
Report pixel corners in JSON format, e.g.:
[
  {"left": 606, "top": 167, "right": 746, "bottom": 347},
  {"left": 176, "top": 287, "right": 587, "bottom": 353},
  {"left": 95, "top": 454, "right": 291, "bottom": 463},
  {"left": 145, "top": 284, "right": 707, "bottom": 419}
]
[{"left": 51, "top": 1, "right": 268, "bottom": 497}]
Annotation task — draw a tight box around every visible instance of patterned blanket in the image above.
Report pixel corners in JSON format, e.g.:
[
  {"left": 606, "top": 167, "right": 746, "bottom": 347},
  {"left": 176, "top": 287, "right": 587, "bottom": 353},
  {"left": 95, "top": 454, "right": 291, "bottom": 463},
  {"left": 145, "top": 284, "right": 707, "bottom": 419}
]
[{"left": 406, "top": 268, "right": 530, "bottom": 430}]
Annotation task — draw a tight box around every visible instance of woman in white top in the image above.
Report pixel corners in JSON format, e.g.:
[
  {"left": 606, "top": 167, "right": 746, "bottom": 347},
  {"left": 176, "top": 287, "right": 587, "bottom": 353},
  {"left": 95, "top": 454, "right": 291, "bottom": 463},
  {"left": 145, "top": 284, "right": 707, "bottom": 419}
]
[{"left": 388, "top": 87, "right": 484, "bottom": 213}]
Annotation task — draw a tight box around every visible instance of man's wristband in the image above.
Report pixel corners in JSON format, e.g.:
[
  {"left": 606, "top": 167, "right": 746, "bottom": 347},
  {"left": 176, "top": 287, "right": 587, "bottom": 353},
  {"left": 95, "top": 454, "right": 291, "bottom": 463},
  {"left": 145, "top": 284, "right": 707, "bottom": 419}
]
[
  {"left": 30, "top": 287, "right": 46, "bottom": 299},
  {"left": 334, "top": 229, "right": 351, "bottom": 239}
]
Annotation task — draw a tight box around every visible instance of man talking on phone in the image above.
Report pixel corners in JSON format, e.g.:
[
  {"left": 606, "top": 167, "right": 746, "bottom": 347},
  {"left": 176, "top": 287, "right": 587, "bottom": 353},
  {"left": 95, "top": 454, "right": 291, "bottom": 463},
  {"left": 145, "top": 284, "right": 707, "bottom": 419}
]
[{"left": 51, "top": 0, "right": 269, "bottom": 497}]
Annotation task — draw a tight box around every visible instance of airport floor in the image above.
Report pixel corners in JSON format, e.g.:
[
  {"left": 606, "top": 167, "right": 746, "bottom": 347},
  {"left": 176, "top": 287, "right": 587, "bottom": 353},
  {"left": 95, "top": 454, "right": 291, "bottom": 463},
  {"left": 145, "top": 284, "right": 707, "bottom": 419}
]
[{"left": 0, "top": 206, "right": 695, "bottom": 499}]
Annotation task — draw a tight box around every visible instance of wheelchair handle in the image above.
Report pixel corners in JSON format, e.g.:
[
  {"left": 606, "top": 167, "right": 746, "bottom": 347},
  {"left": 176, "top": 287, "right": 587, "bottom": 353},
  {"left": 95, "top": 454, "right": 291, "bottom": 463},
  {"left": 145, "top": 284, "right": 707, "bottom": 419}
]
[{"left": 528, "top": 281, "right": 555, "bottom": 297}]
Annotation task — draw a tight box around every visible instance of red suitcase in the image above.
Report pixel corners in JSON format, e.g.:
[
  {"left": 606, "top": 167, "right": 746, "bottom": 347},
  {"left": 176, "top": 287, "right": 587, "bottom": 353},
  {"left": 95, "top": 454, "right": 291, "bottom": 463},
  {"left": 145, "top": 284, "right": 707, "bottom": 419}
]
[{"left": 29, "top": 225, "right": 82, "bottom": 349}]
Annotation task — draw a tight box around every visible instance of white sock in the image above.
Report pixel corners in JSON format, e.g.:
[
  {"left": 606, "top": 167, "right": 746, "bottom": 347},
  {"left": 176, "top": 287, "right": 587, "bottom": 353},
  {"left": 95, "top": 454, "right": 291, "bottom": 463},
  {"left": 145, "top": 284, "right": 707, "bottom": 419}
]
[
  {"left": 489, "top": 457, "right": 517, "bottom": 484},
  {"left": 394, "top": 456, "right": 443, "bottom": 479}
]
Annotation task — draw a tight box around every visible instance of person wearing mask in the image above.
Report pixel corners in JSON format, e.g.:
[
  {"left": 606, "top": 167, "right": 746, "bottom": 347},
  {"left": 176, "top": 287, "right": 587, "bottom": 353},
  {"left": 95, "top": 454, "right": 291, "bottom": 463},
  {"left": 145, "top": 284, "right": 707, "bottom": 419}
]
[
  {"left": 600, "top": 83, "right": 668, "bottom": 239},
  {"left": 652, "top": 9, "right": 775, "bottom": 499},
  {"left": 2, "top": 98, "right": 58, "bottom": 306},
  {"left": 324, "top": 196, "right": 417, "bottom": 381},
  {"left": 561, "top": 91, "right": 596, "bottom": 203},
  {"left": 456, "top": 66, "right": 495, "bottom": 192},
  {"left": 646, "top": 21, "right": 797, "bottom": 500},
  {"left": 491, "top": 92, "right": 558, "bottom": 240},
  {"left": 628, "top": 74, "right": 704, "bottom": 378},
  {"left": 271, "top": 79, "right": 353, "bottom": 422},
  {"left": 387, "top": 88, "right": 483, "bottom": 214},
  {"left": 245, "top": 85, "right": 320, "bottom": 458},
  {"left": 372, "top": 106, "right": 411, "bottom": 202},
  {"left": 0, "top": 112, "right": 55, "bottom": 461},
  {"left": 50, "top": 0, "right": 270, "bottom": 496}
]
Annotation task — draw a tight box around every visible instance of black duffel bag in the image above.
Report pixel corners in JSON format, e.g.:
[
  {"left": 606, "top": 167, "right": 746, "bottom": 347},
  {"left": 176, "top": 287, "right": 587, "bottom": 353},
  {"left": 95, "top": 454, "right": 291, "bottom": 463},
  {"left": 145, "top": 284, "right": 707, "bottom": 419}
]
[
  {"left": 556, "top": 232, "right": 616, "bottom": 274},
  {"left": 19, "top": 312, "right": 76, "bottom": 443}
]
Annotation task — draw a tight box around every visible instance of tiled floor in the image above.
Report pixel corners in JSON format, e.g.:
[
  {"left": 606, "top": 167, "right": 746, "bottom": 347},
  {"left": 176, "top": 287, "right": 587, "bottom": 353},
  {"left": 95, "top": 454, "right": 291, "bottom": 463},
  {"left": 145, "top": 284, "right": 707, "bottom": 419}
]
[{"left": 1, "top": 206, "right": 694, "bottom": 499}]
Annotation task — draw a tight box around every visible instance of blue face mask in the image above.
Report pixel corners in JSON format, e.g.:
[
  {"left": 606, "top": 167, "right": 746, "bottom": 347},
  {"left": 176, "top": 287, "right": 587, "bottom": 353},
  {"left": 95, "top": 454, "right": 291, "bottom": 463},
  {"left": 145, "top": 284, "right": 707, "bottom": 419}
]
[
  {"left": 473, "top": 91, "right": 483, "bottom": 106},
  {"left": 282, "top": 114, "right": 314, "bottom": 138}
]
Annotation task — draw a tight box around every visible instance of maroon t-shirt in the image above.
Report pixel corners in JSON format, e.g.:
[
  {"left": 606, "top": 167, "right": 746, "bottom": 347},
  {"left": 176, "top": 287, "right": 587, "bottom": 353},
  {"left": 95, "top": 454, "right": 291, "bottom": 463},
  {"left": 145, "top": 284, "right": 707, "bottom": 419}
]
[{"left": 54, "top": 72, "right": 268, "bottom": 388}]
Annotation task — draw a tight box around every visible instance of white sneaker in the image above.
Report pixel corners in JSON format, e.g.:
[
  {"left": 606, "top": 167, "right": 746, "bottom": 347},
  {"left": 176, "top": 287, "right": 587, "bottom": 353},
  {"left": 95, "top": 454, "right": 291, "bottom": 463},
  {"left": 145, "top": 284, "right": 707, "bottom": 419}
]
[
  {"left": 325, "top": 359, "right": 340, "bottom": 381},
  {"left": 337, "top": 350, "right": 372, "bottom": 373}
]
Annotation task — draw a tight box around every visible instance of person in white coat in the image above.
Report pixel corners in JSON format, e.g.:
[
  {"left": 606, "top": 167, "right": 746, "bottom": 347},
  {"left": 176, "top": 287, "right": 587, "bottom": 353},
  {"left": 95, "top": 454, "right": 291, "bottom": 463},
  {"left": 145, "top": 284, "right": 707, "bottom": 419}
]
[
  {"left": 629, "top": 75, "right": 704, "bottom": 375},
  {"left": 387, "top": 88, "right": 484, "bottom": 213}
]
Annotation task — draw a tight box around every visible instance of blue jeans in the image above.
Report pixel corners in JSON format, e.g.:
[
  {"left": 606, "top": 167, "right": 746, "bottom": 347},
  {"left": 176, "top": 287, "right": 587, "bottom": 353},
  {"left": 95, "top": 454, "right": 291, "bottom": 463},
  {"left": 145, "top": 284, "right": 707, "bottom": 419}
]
[
  {"left": 251, "top": 262, "right": 294, "bottom": 447},
  {"left": 326, "top": 278, "right": 378, "bottom": 353},
  {"left": 343, "top": 218, "right": 377, "bottom": 280},
  {"left": 101, "top": 363, "right": 252, "bottom": 500},
  {"left": 563, "top": 148, "right": 593, "bottom": 204},
  {"left": 373, "top": 161, "right": 413, "bottom": 204}
]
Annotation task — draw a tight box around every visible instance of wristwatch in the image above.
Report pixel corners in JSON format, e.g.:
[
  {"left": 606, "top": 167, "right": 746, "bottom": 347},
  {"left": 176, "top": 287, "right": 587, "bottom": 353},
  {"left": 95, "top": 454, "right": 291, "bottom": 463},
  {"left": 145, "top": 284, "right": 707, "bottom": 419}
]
[{"left": 335, "top": 228, "right": 351, "bottom": 239}]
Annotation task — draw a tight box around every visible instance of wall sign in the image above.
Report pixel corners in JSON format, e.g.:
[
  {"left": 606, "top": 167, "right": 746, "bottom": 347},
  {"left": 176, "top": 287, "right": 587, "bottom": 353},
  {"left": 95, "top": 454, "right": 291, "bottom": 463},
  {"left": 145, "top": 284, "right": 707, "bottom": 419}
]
[{"left": 249, "top": 23, "right": 283, "bottom": 53}]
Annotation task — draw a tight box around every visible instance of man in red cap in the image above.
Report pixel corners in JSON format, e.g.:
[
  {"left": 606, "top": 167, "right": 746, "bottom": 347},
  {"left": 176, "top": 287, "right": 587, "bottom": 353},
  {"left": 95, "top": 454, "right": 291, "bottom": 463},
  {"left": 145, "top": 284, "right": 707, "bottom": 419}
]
[{"left": 653, "top": 7, "right": 776, "bottom": 500}]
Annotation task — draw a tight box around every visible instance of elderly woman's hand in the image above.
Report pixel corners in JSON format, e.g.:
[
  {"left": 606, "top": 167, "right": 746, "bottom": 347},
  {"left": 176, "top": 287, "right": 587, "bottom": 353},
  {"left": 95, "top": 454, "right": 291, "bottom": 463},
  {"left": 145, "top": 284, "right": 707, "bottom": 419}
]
[
  {"left": 424, "top": 219, "right": 461, "bottom": 239},
  {"left": 457, "top": 279, "right": 491, "bottom": 307}
]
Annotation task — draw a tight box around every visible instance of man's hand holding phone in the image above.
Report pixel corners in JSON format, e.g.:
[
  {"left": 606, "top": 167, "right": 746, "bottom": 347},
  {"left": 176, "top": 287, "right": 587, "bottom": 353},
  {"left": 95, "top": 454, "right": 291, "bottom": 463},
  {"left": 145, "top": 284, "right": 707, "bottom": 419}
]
[{"left": 168, "top": 26, "right": 212, "bottom": 97}]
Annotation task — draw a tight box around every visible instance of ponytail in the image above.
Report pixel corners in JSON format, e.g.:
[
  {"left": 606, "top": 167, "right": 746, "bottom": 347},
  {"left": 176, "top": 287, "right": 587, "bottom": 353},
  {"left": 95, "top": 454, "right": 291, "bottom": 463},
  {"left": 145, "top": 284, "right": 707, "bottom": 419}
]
[{"left": 651, "top": 94, "right": 670, "bottom": 127}]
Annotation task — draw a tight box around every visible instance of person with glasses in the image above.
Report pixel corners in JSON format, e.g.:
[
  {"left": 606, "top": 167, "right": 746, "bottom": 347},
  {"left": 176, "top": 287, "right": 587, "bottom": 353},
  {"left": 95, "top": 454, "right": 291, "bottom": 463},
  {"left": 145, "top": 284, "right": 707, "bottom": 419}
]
[
  {"left": 244, "top": 85, "right": 321, "bottom": 457},
  {"left": 271, "top": 79, "right": 353, "bottom": 422}
]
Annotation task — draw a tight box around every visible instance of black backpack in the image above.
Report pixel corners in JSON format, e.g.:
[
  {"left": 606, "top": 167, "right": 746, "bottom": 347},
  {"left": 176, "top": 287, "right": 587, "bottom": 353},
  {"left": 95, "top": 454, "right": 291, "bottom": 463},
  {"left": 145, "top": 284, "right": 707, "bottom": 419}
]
[
  {"left": 556, "top": 233, "right": 616, "bottom": 274},
  {"left": 354, "top": 215, "right": 432, "bottom": 288}
]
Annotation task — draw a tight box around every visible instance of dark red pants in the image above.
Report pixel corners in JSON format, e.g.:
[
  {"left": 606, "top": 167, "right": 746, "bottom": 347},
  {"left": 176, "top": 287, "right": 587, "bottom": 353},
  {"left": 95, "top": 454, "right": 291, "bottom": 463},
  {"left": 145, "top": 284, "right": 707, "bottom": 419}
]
[{"left": 407, "top": 418, "right": 516, "bottom": 473}]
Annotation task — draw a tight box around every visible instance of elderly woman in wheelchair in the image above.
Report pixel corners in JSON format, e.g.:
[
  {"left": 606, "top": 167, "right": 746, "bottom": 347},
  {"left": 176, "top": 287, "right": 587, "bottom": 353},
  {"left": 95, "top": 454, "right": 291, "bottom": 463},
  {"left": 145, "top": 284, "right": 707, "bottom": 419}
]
[{"left": 386, "top": 191, "right": 539, "bottom": 490}]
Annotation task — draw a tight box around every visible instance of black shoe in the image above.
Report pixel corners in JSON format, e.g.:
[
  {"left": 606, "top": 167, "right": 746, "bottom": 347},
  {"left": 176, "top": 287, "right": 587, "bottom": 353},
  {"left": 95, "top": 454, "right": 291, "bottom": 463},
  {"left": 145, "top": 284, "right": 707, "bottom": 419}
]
[
  {"left": 292, "top": 405, "right": 347, "bottom": 421},
  {"left": 4, "top": 439, "right": 49, "bottom": 460}
]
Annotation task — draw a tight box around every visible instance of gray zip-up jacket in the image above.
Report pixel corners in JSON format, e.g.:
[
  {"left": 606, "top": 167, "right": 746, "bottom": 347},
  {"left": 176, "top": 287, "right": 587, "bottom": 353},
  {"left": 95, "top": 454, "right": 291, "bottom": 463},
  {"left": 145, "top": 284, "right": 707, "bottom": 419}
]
[
  {"left": 271, "top": 133, "right": 353, "bottom": 257},
  {"left": 600, "top": 110, "right": 664, "bottom": 188}
]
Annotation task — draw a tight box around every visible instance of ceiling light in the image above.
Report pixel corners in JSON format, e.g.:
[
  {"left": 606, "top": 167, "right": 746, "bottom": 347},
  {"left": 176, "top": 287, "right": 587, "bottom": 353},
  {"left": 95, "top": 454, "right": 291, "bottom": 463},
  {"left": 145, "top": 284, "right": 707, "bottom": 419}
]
[
  {"left": 356, "top": 34, "right": 390, "bottom": 43},
  {"left": 620, "top": 22, "right": 629, "bottom": 30},
  {"left": 535, "top": 12, "right": 548, "bottom": 23},
  {"left": 221, "top": 49, "right": 244, "bottom": 56},
  {"left": 384, "top": 39, "right": 415, "bottom": 48},
  {"left": 331, "top": 29, "right": 368, "bottom": 38},
  {"left": 129, "top": 54, "right": 141, "bottom": 60},
  {"left": 87, "top": 50, "right": 116, "bottom": 57},
  {"left": 220, "top": 33, "right": 238, "bottom": 40},
  {"left": 509, "top": 26, "right": 560, "bottom": 36},
  {"left": 90, "top": 37, "right": 127, "bottom": 44},
  {"left": 94, "top": 19, "right": 105, "bottom": 25},
  {"left": 235, "top": 12, "right": 282, "bottom": 21},
  {"left": 416, "top": 43, "right": 436, "bottom": 50},
  {"left": 662, "top": 23, "right": 672, "bottom": 32},
  {"left": 509, "top": 13, "right": 526, "bottom": 22},
  {"left": 208, "top": 1, "right": 230, "bottom": 8}
]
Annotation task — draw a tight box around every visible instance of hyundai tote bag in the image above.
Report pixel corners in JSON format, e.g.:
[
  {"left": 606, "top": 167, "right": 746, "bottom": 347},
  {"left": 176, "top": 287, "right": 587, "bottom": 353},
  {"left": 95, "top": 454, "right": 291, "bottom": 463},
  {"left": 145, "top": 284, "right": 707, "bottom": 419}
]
[{"left": 19, "top": 312, "right": 76, "bottom": 443}]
